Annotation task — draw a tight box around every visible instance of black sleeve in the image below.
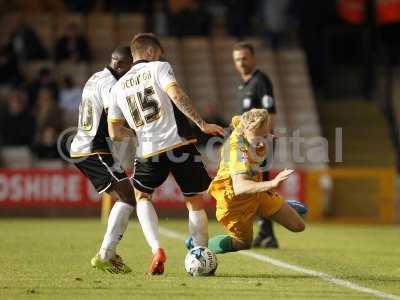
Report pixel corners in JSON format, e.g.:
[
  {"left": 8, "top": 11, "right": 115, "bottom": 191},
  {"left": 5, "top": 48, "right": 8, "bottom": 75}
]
[
  {"left": 26, "top": 29, "right": 48, "bottom": 60},
  {"left": 257, "top": 73, "right": 277, "bottom": 114}
]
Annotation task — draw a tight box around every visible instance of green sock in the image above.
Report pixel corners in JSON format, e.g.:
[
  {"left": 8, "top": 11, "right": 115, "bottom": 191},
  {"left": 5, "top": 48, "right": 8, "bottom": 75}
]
[{"left": 208, "top": 235, "right": 236, "bottom": 254}]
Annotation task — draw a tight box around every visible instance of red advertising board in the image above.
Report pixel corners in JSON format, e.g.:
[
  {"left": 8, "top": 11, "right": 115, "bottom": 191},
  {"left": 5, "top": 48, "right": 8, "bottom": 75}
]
[
  {"left": 0, "top": 168, "right": 101, "bottom": 208},
  {"left": 0, "top": 169, "right": 305, "bottom": 209}
]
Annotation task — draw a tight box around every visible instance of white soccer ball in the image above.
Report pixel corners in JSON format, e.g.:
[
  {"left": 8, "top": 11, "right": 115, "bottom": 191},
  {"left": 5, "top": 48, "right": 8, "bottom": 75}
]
[{"left": 184, "top": 246, "right": 218, "bottom": 276}]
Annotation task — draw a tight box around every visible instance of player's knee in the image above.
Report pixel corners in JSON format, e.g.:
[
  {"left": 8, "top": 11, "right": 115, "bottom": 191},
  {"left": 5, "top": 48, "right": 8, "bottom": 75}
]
[
  {"left": 234, "top": 238, "right": 252, "bottom": 250},
  {"left": 136, "top": 196, "right": 151, "bottom": 203},
  {"left": 242, "top": 240, "right": 253, "bottom": 250},
  {"left": 134, "top": 189, "right": 152, "bottom": 202},
  {"left": 291, "top": 220, "right": 306, "bottom": 232},
  {"left": 185, "top": 194, "right": 204, "bottom": 211},
  {"left": 299, "top": 221, "right": 306, "bottom": 232}
]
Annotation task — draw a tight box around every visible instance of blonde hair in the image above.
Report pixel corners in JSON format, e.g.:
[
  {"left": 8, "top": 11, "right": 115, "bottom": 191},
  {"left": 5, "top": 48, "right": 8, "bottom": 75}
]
[{"left": 236, "top": 108, "right": 269, "bottom": 135}]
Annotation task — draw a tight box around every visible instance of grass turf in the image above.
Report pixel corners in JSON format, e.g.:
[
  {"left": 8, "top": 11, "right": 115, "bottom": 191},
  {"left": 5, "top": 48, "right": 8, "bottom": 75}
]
[{"left": 0, "top": 219, "right": 400, "bottom": 300}]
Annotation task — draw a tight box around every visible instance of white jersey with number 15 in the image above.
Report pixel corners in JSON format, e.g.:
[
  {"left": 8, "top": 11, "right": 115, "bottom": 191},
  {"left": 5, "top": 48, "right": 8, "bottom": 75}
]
[{"left": 108, "top": 60, "right": 196, "bottom": 158}]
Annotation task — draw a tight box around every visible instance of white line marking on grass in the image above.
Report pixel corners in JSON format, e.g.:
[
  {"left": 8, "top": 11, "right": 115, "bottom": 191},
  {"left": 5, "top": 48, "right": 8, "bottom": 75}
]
[
  {"left": 159, "top": 227, "right": 400, "bottom": 300},
  {"left": 240, "top": 251, "right": 400, "bottom": 300}
]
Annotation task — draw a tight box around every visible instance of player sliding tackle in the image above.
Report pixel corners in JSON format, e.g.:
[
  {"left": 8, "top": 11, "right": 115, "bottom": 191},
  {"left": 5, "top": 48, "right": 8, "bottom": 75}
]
[
  {"left": 108, "top": 33, "right": 224, "bottom": 274},
  {"left": 189, "top": 109, "right": 306, "bottom": 253}
]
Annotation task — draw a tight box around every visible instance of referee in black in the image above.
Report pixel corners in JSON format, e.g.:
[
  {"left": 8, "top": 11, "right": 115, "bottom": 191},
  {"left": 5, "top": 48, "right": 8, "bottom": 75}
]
[{"left": 232, "top": 42, "right": 279, "bottom": 248}]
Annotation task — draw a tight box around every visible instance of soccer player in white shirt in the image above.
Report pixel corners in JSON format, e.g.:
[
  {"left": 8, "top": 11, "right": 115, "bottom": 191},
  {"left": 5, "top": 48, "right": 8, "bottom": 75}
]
[
  {"left": 108, "top": 33, "right": 225, "bottom": 275},
  {"left": 62, "top": 46, "right": 135, "bottom": 274}
]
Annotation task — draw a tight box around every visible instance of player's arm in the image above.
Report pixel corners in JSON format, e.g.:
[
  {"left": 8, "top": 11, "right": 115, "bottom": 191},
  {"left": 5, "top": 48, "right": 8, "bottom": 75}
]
[
  {"left": 107, "top": 87, "right": 135, "bottom": 141},
  {"left": 166, "top": 84, "right": 204, "bottom": 128},
  {"left": 108, "top": 119, "right": 134, "bottom": 141},
  {"left": 166, "top": 84, "right": 224, "bottom": 136},
  {"left": 232, "top": 169, "right": 294, "bottom": 196},
  {"left": 228, "top": 139, "right": 293, "bottom": 196}
]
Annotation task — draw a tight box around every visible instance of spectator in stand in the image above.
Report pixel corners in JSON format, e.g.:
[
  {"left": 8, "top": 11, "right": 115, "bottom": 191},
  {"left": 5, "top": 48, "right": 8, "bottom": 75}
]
[
  {"left": 0, "top": 46, "right": 22, "bottom": 86},
  {"left": 171, "top": 0, "right": 211, "bottom": 36},
  {"left": 35, "top": 88, "right": 64, "bottom": 128},
  {"left": 27, "top": 67, "right": 59, "bottom": 109},
  {"left": 105, "top": 0, "right": 147, "bottom": 13},
  {"left": 32, "top": 89, "right": 64, "bottom": 159},
  {"left": 33, "top": 127, "right": 60, "bottom": 159},
  {"left": 260, "top": 0, "right": 291, "bottom": 49},
  {"left": 226, "top": 0, "right": 255, "bottom": 38},
  {"left": 6, "top": 16, "right": 48, "bottom": 62},
  {"left": 34, "top": 89, "right": 64, "bottom": 143},
  {"left": 63, "top": 0, "right": 96, "bottom": 13},
  {"left": 0, "top": 89, "right": 36, "bottom": 146},
  {"left": 59, "top": 76, "right": 82, "bottom": 127},
  {"left": 150, "top": 0, "right": 171, "bottom": 36},
  {"left": 380, "top": 23, "right": 400, "bottom": 66},
  {"left": 55, "top": 22, "right": 91, "bottom": 63}
]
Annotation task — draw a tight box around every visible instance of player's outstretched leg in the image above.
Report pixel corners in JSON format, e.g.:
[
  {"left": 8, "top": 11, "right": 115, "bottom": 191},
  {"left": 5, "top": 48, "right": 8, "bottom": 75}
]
[
  {"left": 208, "top": 235, "right": 237, "bottom": 254},
  {"left": 92, "top": 179, "right": 136, "bottom": 274},
  {"left": 208, "top": 218, "right": 254, "bottom": 254},
  {"left": 209, "top": 234, "right": 256, "bottom": 253},
  {"left": 269, "top": 201, "right": 306, "bottom": 233},
  {"left": 135, "top": 190, "right": 166, "bottom": 275},
  {"left": 209, "top": 199, "right": 307, "bottom": 254},
  {"left": 253, "top": 200, "right": 306, "bottom": 248}
]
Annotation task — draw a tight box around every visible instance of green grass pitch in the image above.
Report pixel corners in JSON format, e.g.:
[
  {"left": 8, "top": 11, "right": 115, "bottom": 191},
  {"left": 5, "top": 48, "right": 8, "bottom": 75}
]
[{"left": 1, "top": 219, "right": 400, "bottom": 300}]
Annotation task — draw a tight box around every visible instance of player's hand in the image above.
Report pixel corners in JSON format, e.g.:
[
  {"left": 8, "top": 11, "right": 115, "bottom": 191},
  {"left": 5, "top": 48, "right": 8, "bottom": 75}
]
[
  {"left": 201, "top": 123, "right": 225, "bottom": 136},
  {"left": 271, "top": 169, "right": 294, "bottom": 188}
]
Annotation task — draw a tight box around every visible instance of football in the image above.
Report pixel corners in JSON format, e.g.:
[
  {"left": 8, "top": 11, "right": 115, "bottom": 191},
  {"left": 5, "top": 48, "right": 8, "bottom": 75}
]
[{"left": 184, "top": 246, "right": 218, "bottom": 276}]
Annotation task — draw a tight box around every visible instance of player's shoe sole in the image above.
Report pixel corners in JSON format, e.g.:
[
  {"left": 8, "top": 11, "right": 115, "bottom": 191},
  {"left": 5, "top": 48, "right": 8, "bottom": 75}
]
[
  {"left": 112, "top": 254, "right": 132, "bottom": 274},
  {"left": 286, "top": 199, "right": 308, "bottom": 216},
  {"left": 149, "top": 248, "right": 167, "bottom": 275},
  {"left": 91, "top": 254, "right": 131, "bottom": 274}
]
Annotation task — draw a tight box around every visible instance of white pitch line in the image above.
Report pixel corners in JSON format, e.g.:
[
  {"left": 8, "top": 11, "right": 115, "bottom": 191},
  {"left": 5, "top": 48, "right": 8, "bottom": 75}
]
[{"left": 159, "top": 227, "right": 400, "bottom": 300}]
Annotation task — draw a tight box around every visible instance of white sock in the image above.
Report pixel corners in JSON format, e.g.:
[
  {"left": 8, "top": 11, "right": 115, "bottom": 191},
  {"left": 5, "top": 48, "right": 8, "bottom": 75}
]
[
  {"left": 136, "top": 200, "right": 160, "bottom": 254},
  {"left": 99, "top": 201, "right": 134, "bottom": 260},
  {"left": 188, "top": 210, "right": 209, "bottom": 247}
]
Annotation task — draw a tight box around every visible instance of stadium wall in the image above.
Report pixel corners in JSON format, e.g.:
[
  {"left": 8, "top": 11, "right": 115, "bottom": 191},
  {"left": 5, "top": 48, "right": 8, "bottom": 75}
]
[
  {"left": 0, "top": 168, "right": 305, "bottom": 218},
  {"left": 0, "top": 167, "right": 396, "bottom": 223}
]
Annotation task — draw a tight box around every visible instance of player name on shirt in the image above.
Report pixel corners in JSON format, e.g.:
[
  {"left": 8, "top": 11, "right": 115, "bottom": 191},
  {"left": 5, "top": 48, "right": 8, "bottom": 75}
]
[{"left": 123, "top": 71, "right": 152, "bottom": 89}]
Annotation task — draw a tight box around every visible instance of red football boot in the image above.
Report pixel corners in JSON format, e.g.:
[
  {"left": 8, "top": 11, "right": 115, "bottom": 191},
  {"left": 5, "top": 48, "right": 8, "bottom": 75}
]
[{"left": 149, "top": 248, "right": 167, "bottom": 275}]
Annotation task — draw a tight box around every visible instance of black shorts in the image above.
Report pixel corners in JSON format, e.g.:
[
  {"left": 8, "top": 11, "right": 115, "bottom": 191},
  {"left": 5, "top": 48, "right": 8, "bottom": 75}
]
[
  {"left": 74, "top": 154, "right": 128, "bottom": 194},
  {"left": 132, "top": 144, "right": 211, "bottom": 197}
]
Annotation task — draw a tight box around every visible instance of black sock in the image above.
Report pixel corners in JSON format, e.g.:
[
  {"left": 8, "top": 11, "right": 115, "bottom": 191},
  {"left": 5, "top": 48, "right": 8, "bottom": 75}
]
[{"left": 258, "top": 218, "right": 275, "bottom": 238}]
